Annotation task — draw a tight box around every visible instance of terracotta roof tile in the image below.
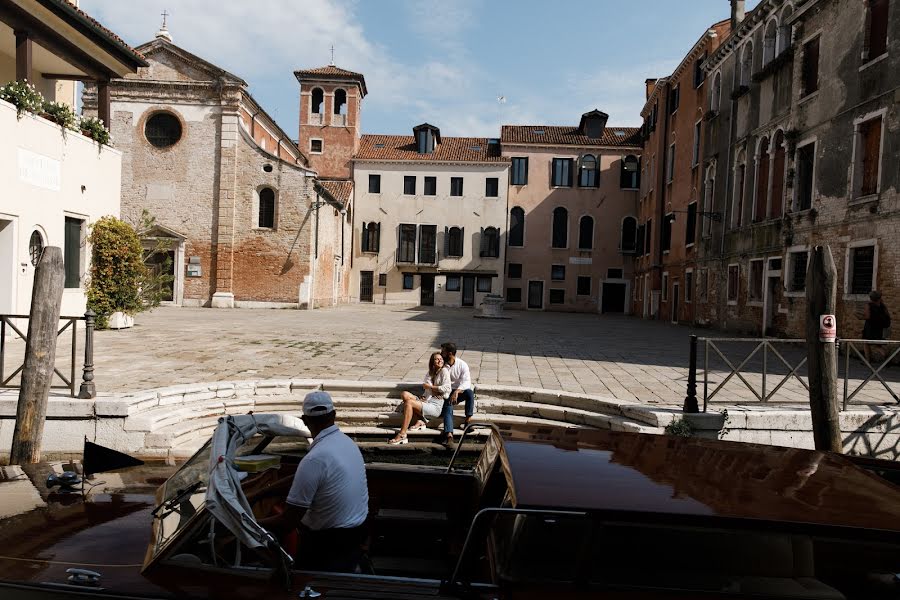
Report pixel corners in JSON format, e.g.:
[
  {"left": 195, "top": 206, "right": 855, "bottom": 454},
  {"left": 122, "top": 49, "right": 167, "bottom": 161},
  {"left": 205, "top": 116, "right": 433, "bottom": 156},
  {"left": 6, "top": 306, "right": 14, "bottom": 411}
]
[
  {"left": 355, "top": 135, "right": 506, "bottom": 163},
  {"left": 294, "top": 65, "right": 367, "bottom": 95},
  {"left": 317, "top": 179, "right": 353, "bottom": 204},
  {"left": 501, "top": 125, "right": 642, "bottom": 147},
  {"left": 57, "top": 0, "right": 147, "bottom": 65}
]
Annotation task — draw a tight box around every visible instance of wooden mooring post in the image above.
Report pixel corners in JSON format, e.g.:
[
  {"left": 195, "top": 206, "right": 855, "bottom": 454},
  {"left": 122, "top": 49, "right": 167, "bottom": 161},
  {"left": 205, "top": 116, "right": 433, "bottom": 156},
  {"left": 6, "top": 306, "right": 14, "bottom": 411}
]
[
  {"left": 10, "top": 246, "right": 65, "bottom": 464},
  {"left": 805, "top": 245, "right": 842, "bottom": 453}
]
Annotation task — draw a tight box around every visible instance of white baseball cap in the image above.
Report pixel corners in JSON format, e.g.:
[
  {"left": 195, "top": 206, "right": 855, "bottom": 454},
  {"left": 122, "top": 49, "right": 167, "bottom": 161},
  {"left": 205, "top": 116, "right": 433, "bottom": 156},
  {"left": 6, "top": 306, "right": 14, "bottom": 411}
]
[{"left": 303, "top": 390, "right": 335, "bottom": 416}]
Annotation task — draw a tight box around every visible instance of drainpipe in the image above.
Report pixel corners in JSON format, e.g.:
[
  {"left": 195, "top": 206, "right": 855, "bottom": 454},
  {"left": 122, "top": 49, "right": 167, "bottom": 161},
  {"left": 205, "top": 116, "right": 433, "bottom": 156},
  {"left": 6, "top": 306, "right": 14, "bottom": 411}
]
[{"left": 656, "top": 82, "right": 672, "bottom": 277}]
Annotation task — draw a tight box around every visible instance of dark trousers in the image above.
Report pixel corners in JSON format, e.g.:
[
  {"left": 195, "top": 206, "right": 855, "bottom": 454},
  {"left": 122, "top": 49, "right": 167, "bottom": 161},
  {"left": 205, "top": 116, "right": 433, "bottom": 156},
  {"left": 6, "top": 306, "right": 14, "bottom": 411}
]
[
  {"left": 442, "top": 388, "right": 475, "bottom": 433},
  {"left": 296, "top": 524, "right": 367, "bottom": 572}
]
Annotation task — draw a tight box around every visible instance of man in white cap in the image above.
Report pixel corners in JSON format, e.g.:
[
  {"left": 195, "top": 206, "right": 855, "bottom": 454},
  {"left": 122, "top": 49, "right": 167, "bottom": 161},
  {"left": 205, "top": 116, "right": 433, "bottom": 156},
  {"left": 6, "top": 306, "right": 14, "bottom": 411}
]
[{"left": 263, "top": 390, "right": 369, "bottom": 572}]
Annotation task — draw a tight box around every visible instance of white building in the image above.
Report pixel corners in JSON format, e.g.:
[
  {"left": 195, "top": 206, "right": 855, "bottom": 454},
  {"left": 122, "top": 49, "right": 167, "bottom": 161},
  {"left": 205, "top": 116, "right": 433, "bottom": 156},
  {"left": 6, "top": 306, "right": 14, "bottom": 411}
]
[
  {"left": 351, "top": 124, "right": 509, "bottom": 307},
  {"left": 0, "top": 1, "right": 145, "bottom": 317}
]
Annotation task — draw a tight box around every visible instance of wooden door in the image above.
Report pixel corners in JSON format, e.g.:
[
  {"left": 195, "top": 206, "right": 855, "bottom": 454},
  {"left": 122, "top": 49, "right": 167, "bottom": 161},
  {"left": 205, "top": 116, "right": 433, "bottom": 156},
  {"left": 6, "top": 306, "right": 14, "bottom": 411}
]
[{"left": 462, "top": 276, "right": 475, "bottom": 307}]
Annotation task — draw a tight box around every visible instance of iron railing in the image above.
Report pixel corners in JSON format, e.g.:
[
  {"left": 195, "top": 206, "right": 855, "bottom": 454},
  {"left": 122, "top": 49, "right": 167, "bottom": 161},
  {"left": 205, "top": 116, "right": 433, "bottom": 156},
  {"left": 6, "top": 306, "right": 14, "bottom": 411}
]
[
  {"left": 685, "top": 335, "right": 900, "bottom": 411},
  {"left": 0, "top": 311, "right": 96, "bottom": 398}
]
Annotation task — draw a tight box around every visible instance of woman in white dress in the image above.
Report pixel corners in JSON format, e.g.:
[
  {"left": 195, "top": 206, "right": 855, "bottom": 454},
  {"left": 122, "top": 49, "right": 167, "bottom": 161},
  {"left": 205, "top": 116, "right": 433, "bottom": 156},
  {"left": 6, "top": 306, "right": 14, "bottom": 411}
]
[{"left": 389, "top": 352, "right": 451, "bottom": 445}]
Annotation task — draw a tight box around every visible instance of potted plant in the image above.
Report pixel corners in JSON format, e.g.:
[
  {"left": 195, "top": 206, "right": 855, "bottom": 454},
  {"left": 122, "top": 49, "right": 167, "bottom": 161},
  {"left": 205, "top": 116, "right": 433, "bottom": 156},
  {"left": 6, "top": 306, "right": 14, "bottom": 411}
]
[
  {"left": 86, "top": 217, "right": 153, "bottom": 329},
  {"left": 79, "top": 116, "right": 111, "bottom": 146},
  {"left": 42, "top": 100, "right": 79, "bottom": 133},
  {"left": 0, "top": 79, "right": 44, "bottom": 117}
]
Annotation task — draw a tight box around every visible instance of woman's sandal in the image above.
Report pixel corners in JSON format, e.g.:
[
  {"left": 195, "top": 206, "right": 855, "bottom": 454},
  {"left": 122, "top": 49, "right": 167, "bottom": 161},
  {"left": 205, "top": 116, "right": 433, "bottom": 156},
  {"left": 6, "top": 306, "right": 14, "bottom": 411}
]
[
  {"left": 409, "top": 421, "right": 427, "bottom": 431},
  {"left": 388, "top": 435, "right": 408, "bottom": 445}
]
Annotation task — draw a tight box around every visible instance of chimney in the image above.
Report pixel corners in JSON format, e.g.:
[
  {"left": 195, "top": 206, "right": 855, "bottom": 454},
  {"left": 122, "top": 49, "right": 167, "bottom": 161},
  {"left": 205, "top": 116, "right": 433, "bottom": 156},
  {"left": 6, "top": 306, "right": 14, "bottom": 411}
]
[
  {"left": 730, "top": 0, "right": 746, "bottom": 29},
  {"left": 645, "top": 78, "right": 658, "bottom": 100}
]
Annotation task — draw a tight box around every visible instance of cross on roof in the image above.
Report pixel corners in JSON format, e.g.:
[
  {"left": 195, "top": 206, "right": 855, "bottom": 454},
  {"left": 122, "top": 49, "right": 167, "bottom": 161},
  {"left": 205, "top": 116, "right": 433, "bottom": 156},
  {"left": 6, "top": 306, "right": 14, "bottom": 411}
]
[{"left": 161, "top": 9, "right": 169, "bottom": 29}]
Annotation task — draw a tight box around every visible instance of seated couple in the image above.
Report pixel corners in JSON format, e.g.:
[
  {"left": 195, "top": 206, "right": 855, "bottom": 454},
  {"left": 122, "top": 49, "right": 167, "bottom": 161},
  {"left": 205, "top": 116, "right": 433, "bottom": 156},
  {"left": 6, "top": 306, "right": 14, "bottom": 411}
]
[{"left": 389, "top": 342, "right": 475, "bottom": 446}]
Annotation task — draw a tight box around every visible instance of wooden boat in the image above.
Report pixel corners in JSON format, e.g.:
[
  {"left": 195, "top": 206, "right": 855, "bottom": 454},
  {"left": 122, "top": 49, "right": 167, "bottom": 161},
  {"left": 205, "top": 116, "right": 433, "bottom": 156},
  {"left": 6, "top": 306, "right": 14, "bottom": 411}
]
[{"left": 1, "top": 413, "right": 900, "bottom": 599}]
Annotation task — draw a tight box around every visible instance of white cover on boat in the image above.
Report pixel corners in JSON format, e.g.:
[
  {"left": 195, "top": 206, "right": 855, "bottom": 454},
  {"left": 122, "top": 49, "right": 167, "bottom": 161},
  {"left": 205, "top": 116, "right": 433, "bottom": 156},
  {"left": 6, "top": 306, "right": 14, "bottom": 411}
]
[{"left": 206, "top": 414, "right": 311, "bottom": 549}]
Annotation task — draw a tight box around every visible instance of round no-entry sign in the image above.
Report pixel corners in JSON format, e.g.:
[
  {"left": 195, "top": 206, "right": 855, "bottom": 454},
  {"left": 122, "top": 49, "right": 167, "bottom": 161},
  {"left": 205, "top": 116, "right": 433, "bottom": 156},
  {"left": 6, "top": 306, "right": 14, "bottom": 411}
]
[{"left": 819, "top": 314, "right": 837, "bottom": 342}]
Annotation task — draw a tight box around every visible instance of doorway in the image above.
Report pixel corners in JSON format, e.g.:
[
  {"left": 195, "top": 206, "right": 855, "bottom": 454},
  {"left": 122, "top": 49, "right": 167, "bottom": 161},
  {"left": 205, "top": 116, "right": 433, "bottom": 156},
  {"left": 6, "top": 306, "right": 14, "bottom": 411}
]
[
  {"left": 462, "top": 276, "right": 475, "bottom": 307},
  {"left": 671, "top": 282, "right": 680, "bottom": 324},
  {"left": 145, "top": 248, "right": 176, "bottom": 302},
  {"left": 0, "top": 218, "right": 14, "bottom": 315},
  {"left": 527, "top": 280, "right": 543, "bottom": 309},
  {"left": 420, "top": 274, "right": 435, "bottom": 306},
  {"left": 601, "top": 282, "right": 626, "bottom": 313},
  {"left": 360, "top": 271, "right": 374, "bottom": 302}
]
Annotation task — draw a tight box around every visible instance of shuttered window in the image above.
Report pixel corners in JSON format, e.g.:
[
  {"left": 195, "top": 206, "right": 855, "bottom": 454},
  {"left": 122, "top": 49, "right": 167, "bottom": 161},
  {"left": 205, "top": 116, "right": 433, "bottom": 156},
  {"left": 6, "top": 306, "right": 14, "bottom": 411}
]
[
  {"left": 850, "top": 245, "right": 875, "bottom": 295},
  {"left": 859, "top": 116, "right": 882, "bottom": 197},
  {"left": 685, "top": 202, "right": 697, "bottom": 246},
  {"left": 445, "top": 226, "right": 464, "bottom": 257},
  {"left": 867, "top": 0, "right": 889, "bottom": 59},
  {"left": 64, "top": 217, "right": 83, "bottom": 288},
  {"left": 801, "top": 37, "right": 820, "bottom": 97},
  {"left": 551, "top": 158, "right": 573, "bottom": 187},
  {"left": 398, "top": 224, "right": 416, "bottom": 262},
  {"left": 509, "top": 207, "right": 525, "bottom": 247}
]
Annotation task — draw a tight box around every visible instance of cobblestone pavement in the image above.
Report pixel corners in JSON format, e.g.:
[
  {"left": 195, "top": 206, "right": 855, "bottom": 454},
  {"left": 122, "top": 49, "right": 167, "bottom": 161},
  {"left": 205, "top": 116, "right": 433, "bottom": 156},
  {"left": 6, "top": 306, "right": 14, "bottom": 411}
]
[{"left": 3, "top": 305, "right": 899, "bottom": 407}]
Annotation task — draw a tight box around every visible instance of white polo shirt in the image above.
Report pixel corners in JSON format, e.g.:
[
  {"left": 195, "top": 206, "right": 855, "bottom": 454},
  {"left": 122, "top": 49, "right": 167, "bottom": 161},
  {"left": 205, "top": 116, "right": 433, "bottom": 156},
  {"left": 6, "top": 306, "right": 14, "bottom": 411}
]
[
  {"left": 446, "top": 357, "right": 472, "bottom": 391},
  {"left": 286, "top": 425, "right": 369, "bottom": 531}
]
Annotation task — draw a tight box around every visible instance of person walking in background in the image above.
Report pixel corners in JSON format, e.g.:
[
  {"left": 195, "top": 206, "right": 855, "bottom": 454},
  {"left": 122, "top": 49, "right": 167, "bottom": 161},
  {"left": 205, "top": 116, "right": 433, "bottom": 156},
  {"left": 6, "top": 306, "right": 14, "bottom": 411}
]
[
  {"left": 439, "top": 342, "right": 475, "bottom": 446},
  {"left": 860, "top": 290, "right": 891, "bottom": 363},
  {"left": 389, "top": 352, "right": 451, "bottom": 445}
]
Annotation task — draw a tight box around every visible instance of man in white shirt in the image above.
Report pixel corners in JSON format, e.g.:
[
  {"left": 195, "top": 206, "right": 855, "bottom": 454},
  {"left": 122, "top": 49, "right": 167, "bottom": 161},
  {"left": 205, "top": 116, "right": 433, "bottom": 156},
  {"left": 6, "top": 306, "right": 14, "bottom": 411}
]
[
  {"left": 440, "top": 342, "right": 475, "bottom": 445},
  {"left": 262, "top": 391, "right": 369, "bottom": 572}
]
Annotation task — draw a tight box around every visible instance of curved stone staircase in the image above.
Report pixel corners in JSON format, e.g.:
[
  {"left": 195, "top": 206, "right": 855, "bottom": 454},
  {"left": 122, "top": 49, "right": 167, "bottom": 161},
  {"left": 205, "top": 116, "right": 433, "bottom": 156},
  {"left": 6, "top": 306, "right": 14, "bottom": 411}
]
[{"left": 106, "top": 379, "right": 665, "bottom": 459}]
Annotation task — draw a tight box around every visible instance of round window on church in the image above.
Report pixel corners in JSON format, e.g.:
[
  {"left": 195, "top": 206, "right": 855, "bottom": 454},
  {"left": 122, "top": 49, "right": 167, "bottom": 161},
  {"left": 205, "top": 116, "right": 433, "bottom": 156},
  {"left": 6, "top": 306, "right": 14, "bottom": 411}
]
[
  {"left": 145, "top": 112, "right": 182, "bottom": 148},
  {"left": 29, "top": 230, "right": 44, "bottom": 267}
]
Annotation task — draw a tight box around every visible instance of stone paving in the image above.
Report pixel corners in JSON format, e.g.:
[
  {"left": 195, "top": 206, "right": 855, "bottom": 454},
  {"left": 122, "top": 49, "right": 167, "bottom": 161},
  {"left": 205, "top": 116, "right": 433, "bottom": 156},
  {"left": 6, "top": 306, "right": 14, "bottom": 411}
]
[{"left": 2, "top": 305, "right": 899, "bottom": 407}]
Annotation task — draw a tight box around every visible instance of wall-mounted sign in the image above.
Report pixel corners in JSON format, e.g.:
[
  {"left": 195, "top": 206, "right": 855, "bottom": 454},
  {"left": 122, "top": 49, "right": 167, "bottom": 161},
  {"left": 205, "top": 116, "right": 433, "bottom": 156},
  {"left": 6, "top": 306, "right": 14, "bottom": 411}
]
[
  {"left": 569, "top": 257, "right": 592, "bottom": 265},
  {"left": 187, "top": 264, "right": 202, "bottom": 277},
  {"left": 819, "top": 314, "right": 836, "bottom": 343},
  {"left": 18, "top": 148, "right": 60, "bottom": 191}
]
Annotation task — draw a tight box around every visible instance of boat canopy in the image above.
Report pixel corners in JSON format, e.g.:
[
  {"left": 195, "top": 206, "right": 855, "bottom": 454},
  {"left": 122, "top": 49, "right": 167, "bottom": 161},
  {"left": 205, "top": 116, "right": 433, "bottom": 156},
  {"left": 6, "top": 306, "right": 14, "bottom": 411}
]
[{"left": 206, "top": 414, "right": 311, "bottom": 549}]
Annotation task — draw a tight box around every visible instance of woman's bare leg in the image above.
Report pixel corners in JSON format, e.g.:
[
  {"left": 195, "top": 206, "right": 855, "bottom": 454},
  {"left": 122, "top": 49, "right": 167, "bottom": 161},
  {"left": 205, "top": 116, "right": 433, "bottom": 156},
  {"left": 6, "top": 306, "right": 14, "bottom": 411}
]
[{"left": 393, "top": 393, "right": 424, "bottom": 440}]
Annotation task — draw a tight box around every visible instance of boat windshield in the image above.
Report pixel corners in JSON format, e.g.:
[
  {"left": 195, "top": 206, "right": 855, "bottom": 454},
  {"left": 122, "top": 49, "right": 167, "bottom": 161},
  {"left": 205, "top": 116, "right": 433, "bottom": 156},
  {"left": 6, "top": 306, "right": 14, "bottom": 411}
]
[{"left": 152, "top": 439, "right": 214, "bottom": 555}]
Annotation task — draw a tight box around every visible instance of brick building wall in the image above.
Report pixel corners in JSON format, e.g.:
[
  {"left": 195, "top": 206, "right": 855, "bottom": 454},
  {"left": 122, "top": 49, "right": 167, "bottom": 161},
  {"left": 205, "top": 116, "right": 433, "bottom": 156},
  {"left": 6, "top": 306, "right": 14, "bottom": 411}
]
[
  {"left": 693, "top": 0, "right": 899, "bottom": 339},
  {"left": 85, "top": 36, "right": 351, "bottom": 308}
]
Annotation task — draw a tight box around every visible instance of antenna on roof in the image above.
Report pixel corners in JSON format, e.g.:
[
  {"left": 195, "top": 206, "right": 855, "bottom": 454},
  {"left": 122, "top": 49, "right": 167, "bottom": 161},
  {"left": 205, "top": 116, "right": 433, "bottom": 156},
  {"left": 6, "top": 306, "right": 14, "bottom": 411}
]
[
  {"left": 497, "top": 95, "right": 506, "bottom": 134},
  {"left": 330, "top": 44, "right": 335, "bottom": 66}
]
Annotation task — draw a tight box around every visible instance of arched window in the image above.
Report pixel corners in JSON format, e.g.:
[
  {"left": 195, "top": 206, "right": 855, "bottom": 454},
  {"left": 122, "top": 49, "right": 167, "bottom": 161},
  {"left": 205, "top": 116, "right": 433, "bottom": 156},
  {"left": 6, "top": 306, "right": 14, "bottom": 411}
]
[
  {"left": 733, "top": 149, "right": 747, "bottom": 229},
  {"left": 763, "top": 19, "right": 778, "bottom": 66},
  {"left": 710, "top": 71, "right": 722, "bottom": 111},
  {"left": 480, "top": 226, "right": 499, "bottom": 258},
  {"left": 29, "top": 230, "right": 44, "bottom": 266},
  {"left": 702, "top": 164, "right": 716, "bottom": 238},
  {"left": 361, "top": 221, "right": 380, "bottom": 252},
  {"left": 620, "top": 155, "right": 640, "bottom": 189},
  {"left": 258, "top": 188, "right": 275, "bottom": 228},
  {"left": 578, "top": 216, "right": 594, "bottom": 250},
  {"left": 552, "top": 207, "right": 568, "bottom": 248},
  {"left": 509, "top": 207, "right": 525, "bottom": 247},
  {"left": 754, "top": 137, "right": 770, "bottom": 222},
  {"left": 579, "top": 154, "right": 599, "bottom": 188},
  {"left": 770, "top": 131, "right": 786, "bottom": 219},
  {"left": 777, "top": 5, "right": 794, "bottom": 54},
  {"left": 446, "top": 226, "right": 464, "bottom": 257},
  {"left": 311, "top": 88, "right": 324, "bottom": 114},
  {"left": 621, "top": 217, "right": 637, "bottom": 254},
  {"left": 333, "top": 89, "right": 347, "bottom": 115},
  {"left": 740, "top": 42, "right": 754, "bottom": 87}
]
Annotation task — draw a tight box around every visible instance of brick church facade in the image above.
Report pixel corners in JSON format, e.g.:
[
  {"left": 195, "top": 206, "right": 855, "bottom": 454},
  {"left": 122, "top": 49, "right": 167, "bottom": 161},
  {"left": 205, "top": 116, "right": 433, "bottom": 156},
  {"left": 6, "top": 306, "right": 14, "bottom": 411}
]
[{"left": 85, "top": 31, "right": 351, "bottom": 308}]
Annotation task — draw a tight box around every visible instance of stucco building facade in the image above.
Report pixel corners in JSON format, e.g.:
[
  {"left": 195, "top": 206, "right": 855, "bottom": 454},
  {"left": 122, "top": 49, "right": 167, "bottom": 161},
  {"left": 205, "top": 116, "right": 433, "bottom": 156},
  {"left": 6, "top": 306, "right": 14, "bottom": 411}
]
[
  {"left": 694, "top": 0, "right": 899, "bottom": 338},
  {"left": 634, "top": 19, "right": 731, "bottom": 323},
  {"left": 0, "top": 0, "right": 144, "bottom": 317},
  {"left": 351, "top": 125, "right": 509, "bottom": 306},
  {"left": 86, "top": 34, "right": 351, "bottom": 309},
  {"left": 501, "top": 112, "right": 642, "bottom": 313}
]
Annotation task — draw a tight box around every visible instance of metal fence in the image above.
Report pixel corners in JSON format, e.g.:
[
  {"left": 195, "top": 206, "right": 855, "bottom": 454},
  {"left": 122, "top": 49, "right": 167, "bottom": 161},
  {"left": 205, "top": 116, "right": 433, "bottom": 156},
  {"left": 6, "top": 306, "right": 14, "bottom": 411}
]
[
  {"left": 0, "top": 311, "right": 96, "bottom": 398},
  {"left": 684, "top": 335, "right": 900, "bottom": 412}
]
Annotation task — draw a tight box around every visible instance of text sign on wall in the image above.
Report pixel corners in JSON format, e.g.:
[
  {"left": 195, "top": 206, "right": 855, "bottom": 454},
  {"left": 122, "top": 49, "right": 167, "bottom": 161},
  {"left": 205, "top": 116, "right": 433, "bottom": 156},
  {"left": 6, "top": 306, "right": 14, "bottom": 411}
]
[
  {"left": 18, "top": 148, "right": 61, "bottom": 191},
  {"left": 569, "top": 257, "right": 592, "bottom": 265}
]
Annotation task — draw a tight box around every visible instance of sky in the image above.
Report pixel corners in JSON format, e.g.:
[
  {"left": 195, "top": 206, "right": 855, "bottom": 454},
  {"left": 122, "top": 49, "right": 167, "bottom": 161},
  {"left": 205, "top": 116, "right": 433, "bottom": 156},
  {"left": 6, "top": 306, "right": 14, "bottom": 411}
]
[{"left": 81, "top": 0, "right": 761, "bottom": 140}]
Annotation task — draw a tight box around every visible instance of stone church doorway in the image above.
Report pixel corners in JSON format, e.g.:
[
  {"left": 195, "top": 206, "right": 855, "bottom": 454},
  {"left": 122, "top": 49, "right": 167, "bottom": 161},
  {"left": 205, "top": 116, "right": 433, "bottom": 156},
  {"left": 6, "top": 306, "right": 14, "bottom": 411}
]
[{"left": 141, "top": 225, "right": 185, "bottom": 306}]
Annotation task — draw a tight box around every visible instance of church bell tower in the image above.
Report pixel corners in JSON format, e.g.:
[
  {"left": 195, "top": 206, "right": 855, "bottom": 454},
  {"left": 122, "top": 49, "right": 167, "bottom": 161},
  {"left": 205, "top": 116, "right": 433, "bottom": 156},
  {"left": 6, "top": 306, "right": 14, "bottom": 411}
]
[{"left": 294, "top": 64, "right": 367, "bottom": 180}]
